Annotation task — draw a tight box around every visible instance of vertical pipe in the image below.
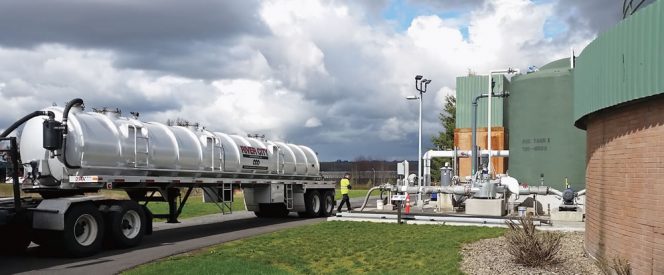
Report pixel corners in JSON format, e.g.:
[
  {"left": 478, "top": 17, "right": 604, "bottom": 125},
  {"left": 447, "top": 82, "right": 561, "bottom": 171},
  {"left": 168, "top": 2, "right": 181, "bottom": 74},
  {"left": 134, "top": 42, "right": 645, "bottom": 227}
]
[
  {"left": 10, "top": 137, "right": 21, "bottom": 211},
  {"left": 487, "top": 75, "right": 492, "bottom": 175},
  {"left": 417, "top": 91, "right": 422, "bottom": 203},
  {"left": 471, "top": 98, "right": 477, "bottom": 176}
]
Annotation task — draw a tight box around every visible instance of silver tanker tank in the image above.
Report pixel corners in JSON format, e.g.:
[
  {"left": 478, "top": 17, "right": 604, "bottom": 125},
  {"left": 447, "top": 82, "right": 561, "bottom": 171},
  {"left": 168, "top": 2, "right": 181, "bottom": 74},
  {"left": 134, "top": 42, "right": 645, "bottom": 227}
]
[{"left": 19, "top": 105, "right": 320, "bottom": 185}]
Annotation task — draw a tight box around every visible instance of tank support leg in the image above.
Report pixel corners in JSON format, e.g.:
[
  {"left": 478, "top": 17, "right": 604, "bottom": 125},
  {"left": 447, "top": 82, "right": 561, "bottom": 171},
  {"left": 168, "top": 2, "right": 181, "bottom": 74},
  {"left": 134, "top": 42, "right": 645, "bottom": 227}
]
[
  {"left": 176, "top": 187, "right": 193, "bottom": 218},
  {"left": 165, "top": 188, "right": 181, "bottom": 223}
]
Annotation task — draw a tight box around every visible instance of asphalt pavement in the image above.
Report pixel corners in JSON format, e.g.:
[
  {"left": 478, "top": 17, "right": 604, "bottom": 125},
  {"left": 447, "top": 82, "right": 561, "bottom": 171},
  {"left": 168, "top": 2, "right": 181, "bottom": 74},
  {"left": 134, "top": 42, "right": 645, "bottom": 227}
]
[{"left": 0, "top": 196, "right": 373, "bottom": 275}]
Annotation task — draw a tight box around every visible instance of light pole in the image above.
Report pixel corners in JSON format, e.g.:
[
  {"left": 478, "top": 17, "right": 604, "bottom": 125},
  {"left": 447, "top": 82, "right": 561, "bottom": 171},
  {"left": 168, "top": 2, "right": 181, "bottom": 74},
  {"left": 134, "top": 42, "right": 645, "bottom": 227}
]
[
  {"left": 407, "top": 75, "right": 431, "bottom": 206},
  {"left": 371, "top": 168, "right": 376, "bottom": 186}
]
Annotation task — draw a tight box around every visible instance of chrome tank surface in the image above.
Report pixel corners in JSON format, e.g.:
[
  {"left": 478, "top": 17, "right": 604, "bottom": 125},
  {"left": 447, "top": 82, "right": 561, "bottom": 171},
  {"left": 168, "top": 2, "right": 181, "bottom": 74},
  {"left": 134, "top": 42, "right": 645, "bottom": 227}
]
[{"left": 19, "top": 106, "right": 321, "bottom": 184}]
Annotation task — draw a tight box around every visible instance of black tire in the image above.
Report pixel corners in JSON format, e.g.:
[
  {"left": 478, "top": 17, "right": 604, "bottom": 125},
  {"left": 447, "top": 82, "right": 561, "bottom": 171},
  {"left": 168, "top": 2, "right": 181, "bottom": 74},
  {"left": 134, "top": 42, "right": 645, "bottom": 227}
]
[
  {"left": 0, "top": 224, "right": 31, "bottom": 255},
  {"left": 320, "top": 191, "right": 335, "bottom": 217},
  {"left": 32, "top": 229, "right": 58, "bottom": 249},
  {"left": 273, "top": 204, "right": 290, "bottom": 217},
  {"left": 302, "top": 190, "right": 322, "bottom": 218},
  {"left": 255, "top": 204, "right": 289, "bottom": 218},
  {"left": 106, "top": 201, "right": 146, "bottom": 249},
  {"left": 254, "top": 211, "right": 268, "bottom": 218},
  {"left": 61, "top": 203, "right": 105, "bottom": 257}
]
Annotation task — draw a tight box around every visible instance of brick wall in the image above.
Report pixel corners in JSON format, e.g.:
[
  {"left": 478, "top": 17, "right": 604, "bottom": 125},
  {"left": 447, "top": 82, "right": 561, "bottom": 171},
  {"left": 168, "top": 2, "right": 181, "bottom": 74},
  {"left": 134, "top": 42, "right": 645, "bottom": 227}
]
[{"left": 585, "top": 96, "right": 664, "bottom": 274}]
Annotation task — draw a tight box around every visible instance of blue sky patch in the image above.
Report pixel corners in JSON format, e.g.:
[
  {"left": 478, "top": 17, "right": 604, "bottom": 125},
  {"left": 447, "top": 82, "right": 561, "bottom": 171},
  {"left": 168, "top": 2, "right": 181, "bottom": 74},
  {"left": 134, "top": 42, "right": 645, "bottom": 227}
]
[
  {"left": 382, "top": 0, "right": 464, "bottom": 32},
  {"left": 543, "top": 18, "right": 568, "bottom": 38}
]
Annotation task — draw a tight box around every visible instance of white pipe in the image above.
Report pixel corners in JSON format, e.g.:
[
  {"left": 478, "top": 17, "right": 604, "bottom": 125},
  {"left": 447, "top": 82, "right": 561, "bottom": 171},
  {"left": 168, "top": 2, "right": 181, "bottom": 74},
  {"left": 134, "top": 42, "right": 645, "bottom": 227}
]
[
  {"left": 334, "top": 212, "right": 543, "bottom": 225},
  {"left": 487, "top": 74, "right": 492, "bottom": 173},
  {"left": 547, "top": 187, "right": 563, "bottom": 197},
  {"left": 576, "top": 189, "right": 586, "bottom": 196},
  {"left": 418, "top": 92, "right": 423, "bottom": 198},
  {"left": 422, "top": 149, "right": 509, "bottom": 160},
  {"left": 486, "top": 68, "right": 519, "bottom": 175}
]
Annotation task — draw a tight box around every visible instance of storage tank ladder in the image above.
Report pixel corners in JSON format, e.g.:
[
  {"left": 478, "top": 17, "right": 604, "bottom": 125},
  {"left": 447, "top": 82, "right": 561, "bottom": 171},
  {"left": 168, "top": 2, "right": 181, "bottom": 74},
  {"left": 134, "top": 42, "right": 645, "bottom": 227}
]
[
  {"left": 129, "top": 125, "right": 149, "bottom": 168},
  {"left": 285, "top": 183, "right": 294, "bottom": 210},
  {"left": 221, "top": 183, "right": 233, "bottom": 214}
]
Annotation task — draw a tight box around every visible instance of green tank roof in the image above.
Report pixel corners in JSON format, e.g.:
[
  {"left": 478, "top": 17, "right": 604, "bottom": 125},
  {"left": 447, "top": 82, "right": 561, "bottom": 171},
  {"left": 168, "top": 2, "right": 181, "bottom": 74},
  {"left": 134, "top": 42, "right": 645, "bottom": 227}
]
[
  {"left": 538, "top": 58, "right": 571, "bottom": 70},
  {"left": 574, "top": 0, "right": 664, "bottom": 129}
]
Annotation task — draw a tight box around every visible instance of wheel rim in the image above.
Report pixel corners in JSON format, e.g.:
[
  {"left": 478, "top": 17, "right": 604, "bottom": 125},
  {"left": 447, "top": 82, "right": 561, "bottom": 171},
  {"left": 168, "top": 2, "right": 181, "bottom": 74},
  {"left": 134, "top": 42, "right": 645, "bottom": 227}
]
[
  {"left": 73, "top": 214, "right": 98, "bottom": 246},
  {"left": 312, "top": 195, "right": 321, "bottom": 213},
  {"left": 121, "top": 210, "right": 141, "bottom": 239}
]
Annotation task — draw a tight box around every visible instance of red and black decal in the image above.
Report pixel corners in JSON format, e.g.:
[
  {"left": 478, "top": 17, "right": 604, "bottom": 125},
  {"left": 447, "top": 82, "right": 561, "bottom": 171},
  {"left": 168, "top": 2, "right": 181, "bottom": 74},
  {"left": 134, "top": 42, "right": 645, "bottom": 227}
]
[{"left": 240, "top": 145, "right": 269, "bottom": 160}]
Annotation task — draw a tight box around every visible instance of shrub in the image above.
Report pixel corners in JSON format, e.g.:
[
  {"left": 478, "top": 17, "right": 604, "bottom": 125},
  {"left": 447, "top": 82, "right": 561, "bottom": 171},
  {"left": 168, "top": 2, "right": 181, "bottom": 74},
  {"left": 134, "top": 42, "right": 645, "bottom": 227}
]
[
  {"left": 597, "top": 256, "right": 631, "bottom": 275},
  {"left": 504, "top": 215, "right": 562, "bottom": 267}
]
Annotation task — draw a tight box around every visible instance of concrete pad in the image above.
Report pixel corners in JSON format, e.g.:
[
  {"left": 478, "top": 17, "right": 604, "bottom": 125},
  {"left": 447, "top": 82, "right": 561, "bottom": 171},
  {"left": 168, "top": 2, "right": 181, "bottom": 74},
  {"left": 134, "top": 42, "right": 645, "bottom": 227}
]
[
  {"left": 465, "top": 199, "right": 505, "bottom": 216},
  {"left": 406, "top": 220, "right": 508, "bottom": 228},
  {"left": 437, "top": 194, "right": 454, "bottom": 211},
  {"left": 327, "top": 217, "right": 399, "bottom": 223},
  {"left": 539, "top": 220, "right": 585, "bottom": 232},
  {"left": 550, "top": 209, "right": 584, "bottom": 222}
]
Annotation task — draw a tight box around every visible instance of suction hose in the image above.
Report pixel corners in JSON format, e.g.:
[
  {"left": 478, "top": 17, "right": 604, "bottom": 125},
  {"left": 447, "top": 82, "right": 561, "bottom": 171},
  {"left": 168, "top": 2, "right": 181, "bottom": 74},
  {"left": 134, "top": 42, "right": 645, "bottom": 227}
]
[
  {"left": 359, "top": 186, "right": 382, "bottom": 212},
  {"left": 62, "top": 98, "right": 84, "bottom": 169},
  {"left": 0, "top": 111, "right": 55, "bottom": 138}
]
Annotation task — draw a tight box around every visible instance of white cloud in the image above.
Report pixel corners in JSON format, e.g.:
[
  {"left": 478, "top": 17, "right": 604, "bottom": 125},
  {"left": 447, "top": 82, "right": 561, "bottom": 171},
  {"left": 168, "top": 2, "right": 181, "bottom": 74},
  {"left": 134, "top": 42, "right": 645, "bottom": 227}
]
[
  {"left": 305, "top": 117, "right": 322, "bottom": 128},
  {"left": 379, "top": 117, "right": 408, "bottom": 141},
  {"left": 0, "top": 0, "right": 602, "bottom": 160}
]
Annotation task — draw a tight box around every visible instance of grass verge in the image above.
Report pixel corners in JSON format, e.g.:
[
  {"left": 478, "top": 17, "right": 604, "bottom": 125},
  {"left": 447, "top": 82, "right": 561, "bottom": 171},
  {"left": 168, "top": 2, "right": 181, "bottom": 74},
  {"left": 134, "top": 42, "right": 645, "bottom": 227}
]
[
  {"left": 0, "top": 185, "right": 246, "bottom": 220},
  {"left": 126, "top": 221, "right": 504, "bottom": 275},
  {"left": 0, "top": 183, "right": 14, "bottom": 196},
  {"left": 146, "top": 194, "right": 246, "bottom": 220},
  {"left": 334, "top": 189, "right": 373, "bottom": 200}
]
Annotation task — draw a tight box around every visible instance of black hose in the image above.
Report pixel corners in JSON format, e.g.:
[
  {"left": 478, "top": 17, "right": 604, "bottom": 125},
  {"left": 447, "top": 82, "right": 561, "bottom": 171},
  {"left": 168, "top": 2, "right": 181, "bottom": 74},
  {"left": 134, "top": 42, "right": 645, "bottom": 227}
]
[
  {"left": 62, "top": 98, "right": 84, "bottom": 169},
  {"left": 0, "top": 111, "right": 55, "bottom": 137}
]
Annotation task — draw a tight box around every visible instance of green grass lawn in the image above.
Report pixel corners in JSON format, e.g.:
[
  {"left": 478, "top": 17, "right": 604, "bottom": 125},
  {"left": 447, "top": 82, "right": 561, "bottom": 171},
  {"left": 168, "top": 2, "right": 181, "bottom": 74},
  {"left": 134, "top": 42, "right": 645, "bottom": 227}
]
[
  {"left": 0, "top": 183, "right": 30, "bottom": 197},
  {"left": 334, "top": 189, "right": 375, "bottom": 200},
  {"left": 0, "top": 184, "right": 13, "bottom": 196},
  {"left": 146, "top": 194, "right": 246, "bottom": 220},
  {"left": 126, "top": 221, "right": 504, "bottom": 275}
]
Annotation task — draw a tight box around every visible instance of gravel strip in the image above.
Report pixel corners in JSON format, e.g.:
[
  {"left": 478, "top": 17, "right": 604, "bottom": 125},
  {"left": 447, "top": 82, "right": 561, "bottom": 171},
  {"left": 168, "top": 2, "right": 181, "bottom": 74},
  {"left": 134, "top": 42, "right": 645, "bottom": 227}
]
[{"left": 460, "top": 232, "right": 602, "bottom": 275}]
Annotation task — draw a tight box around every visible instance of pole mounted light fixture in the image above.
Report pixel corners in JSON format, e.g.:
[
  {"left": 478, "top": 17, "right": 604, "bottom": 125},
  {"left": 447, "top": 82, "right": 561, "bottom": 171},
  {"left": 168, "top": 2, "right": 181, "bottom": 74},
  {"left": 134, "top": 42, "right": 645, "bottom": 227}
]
[{"left": 408, "top": 74, "right": 433, "bottom": 206}]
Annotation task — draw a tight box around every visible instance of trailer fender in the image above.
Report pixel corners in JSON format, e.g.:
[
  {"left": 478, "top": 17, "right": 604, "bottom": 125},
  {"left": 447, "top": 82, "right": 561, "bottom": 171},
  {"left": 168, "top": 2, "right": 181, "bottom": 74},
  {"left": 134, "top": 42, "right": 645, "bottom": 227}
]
[{"left": 33, "top": 196, "right": 103, "bottom": 231}]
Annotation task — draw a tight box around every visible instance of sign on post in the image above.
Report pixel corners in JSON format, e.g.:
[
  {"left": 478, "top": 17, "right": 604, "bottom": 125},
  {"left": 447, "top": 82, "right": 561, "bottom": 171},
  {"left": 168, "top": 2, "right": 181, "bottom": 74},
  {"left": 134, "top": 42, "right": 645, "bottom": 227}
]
[{"left": 391, "top": 194, "right": 406, "bottom": 201}]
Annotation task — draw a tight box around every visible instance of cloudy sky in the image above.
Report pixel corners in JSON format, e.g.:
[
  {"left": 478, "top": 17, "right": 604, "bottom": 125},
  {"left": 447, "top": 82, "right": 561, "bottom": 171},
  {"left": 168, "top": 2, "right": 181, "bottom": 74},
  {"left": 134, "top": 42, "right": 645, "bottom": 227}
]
[{"left": 0, "top": 0, "right": 644, "bottom": 161}]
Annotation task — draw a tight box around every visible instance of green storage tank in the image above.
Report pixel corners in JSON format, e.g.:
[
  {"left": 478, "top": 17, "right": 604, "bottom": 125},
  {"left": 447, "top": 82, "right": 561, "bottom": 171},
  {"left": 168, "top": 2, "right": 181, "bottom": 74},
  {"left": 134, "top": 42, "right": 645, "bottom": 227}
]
[{"left": 507, "top": 59, "right": 586, "bottom": 190}]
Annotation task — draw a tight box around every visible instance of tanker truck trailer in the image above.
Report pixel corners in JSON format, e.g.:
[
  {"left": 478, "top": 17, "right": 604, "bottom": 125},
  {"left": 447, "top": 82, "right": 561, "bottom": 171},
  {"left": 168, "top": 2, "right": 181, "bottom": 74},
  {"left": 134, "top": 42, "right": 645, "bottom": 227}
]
[{"left": 0, "top": 98, "right": 335, "bottom": 257}]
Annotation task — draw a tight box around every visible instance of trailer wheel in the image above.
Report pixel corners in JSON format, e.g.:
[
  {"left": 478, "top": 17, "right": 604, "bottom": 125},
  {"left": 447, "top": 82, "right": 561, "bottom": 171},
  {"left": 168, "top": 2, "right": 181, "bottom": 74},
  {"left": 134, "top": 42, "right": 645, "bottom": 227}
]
[
  {"left": 106, "top": 201, "right": 146, "bottom": 248},
  {"left": 320, "top": 191, "right": 335, "bottom": 217},
  {"left": 301, "top": 190, "right": 322, "bottom": 218},
  {"left": 0, "top": 224, "right": 31, "bottom": 255},
  {"left": 62, "top": 203, "right": 104, "bottom": 257}
]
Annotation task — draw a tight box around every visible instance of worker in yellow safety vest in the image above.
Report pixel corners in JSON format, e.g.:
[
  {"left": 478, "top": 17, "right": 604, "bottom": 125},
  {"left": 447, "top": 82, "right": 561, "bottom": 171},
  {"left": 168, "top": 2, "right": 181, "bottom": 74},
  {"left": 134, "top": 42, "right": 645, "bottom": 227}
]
[{"left": 337, "top": 173, "right": 352, "bottom": 212}]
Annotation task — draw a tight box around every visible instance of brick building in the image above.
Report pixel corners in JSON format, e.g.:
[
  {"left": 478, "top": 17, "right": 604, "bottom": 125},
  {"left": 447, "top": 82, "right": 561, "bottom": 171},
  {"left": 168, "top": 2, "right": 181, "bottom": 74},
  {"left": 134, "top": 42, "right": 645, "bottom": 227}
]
[{"left": 573, "top": 1, "right": 664, "bottom": 272}]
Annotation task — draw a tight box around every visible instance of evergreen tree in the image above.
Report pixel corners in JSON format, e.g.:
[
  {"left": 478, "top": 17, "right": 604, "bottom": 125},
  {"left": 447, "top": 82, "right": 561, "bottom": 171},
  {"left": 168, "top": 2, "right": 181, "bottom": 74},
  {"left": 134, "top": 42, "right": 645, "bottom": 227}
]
[{"left": 430, "top": 95, "right": 456, "bottom": 183}]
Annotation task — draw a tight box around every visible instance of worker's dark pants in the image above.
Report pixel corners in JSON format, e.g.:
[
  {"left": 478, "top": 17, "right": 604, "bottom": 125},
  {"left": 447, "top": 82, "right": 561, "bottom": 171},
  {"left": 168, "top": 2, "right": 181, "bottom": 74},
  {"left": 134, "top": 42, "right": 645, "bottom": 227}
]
[{"left": 337, "top": 194, "right": 351, "bottom": 212}]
